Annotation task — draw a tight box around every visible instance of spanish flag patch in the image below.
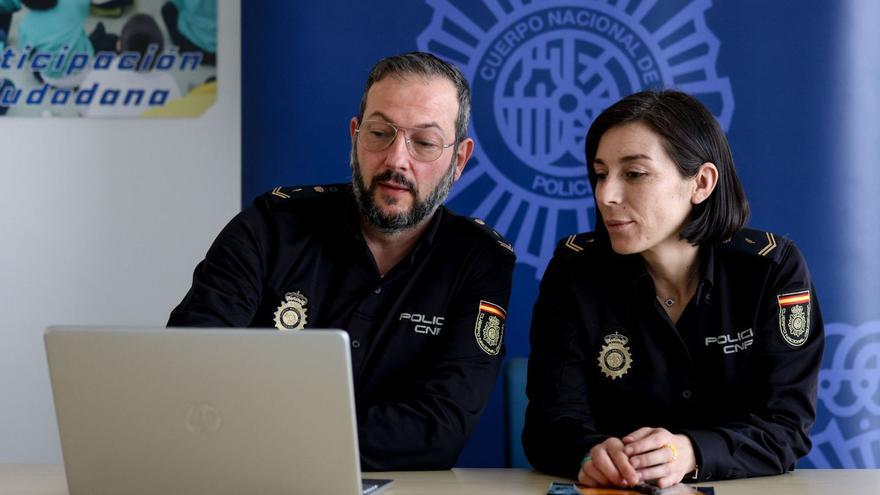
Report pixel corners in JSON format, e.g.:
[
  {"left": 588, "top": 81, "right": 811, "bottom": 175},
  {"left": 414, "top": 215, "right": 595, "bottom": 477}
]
[
  {"left": 777, "top": 290, "right": 811, "bottom": 347},
  {"left": 474, "top": 300, "right": 506, "bottom": 355}
]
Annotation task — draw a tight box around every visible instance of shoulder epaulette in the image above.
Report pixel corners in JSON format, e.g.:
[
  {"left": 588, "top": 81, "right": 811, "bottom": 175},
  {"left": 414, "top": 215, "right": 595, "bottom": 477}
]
[
  {"left": 721, "top": 227, "right": 788, "bottom": 261},
  {"left": 467, "top": 217, "right": 516, "bottom": 257},
  {"left": 556, "top": 232, "right": 598, "bottom": 255},
  {"left": 265, "top": 184, "right": 348, "bottom": 203}
]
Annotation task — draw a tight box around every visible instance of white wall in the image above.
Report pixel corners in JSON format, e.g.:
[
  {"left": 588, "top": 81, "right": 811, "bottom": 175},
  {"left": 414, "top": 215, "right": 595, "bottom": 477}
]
[{"left": 0, "top": 3, "right": 241, "bottom": 463}]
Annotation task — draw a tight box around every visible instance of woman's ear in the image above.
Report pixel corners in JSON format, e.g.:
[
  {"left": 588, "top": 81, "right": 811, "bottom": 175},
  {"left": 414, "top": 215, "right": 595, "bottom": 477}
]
[{"left": 692, "top": 162, "right": 718, "bottom": 205}]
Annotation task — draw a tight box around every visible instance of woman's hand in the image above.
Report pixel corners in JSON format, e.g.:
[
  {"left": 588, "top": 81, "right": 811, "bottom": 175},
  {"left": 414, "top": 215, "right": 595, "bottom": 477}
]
[
  {"left": 578, "top": 437, "right": 640, "bottom": 487},
  {"left": 622, "top": 427, "right": 696, "bottom": 488}
]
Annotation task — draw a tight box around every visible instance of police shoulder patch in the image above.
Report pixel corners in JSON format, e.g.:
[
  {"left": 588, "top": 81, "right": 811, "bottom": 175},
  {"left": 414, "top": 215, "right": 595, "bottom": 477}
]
[
  {"left": 467, "top": 217, "right": 515, "bottom": 256},
  {"left": 265, "top": 183, "right": 347, "bottom": 203},
  {"left": 722, "top": 228, "right": 787, "bottom": 261},
  {"left": 556, "top": 232, "right": 597, "bottom": 255},
  {"left": 777, "top": 290, "right": 811, "bottom": 347},
  {"left": 474, "top": 300, "right": 506, "bottom": 355}
]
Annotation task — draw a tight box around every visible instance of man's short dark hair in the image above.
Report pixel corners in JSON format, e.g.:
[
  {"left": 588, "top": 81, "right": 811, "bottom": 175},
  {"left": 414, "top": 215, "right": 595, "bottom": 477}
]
[
  {"left": 584, "top": 89, "right": 750, "bottom": 246},
  {"left": 120, "top": 14, "right": 164, "bottom": 70},
  {"left": 22, "top": 0, "right": 57, "bottom": 10},
  {"left": 357, "top": 52, "right": 471, "bottom": 144}
]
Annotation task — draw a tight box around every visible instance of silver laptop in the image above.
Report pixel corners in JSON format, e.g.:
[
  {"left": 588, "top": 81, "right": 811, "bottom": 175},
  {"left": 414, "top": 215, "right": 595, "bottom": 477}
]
[{"left": 45, "top": 326, "right": 377, "bottom": 495}]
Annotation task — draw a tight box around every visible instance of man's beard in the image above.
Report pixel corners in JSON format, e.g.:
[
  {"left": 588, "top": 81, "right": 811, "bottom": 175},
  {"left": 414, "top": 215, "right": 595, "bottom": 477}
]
[{"left": 350, "top": 150, "right": 456, "bottom": 234}]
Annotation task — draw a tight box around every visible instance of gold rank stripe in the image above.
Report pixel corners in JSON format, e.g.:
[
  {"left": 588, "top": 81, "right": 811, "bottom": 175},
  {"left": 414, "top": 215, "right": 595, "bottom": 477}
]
[
  {"left": 479, "top": 301, "right": 507, "bottom": 319},
  {"left": 564, "top": 235, "right": 583, "bottom": 252},
  {"left": 271, "top": 187, "right": 291, "bottom": 199},
  {"left": 757, "top": 232, "right": 777, "bottom": 256},
  {"left": 778, "top": 291, "right": 810, "bottom": 307}
]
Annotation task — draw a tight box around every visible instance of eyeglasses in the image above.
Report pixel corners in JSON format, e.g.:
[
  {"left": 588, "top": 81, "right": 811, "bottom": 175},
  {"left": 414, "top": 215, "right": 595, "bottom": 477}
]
[{"left": 356, "top": 120, "right": 454, "bottom": 162}]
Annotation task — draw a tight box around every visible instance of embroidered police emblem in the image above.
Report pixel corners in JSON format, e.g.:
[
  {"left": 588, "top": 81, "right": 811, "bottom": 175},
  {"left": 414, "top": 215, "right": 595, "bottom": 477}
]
[
  {"left": 598, "top": 332, "right": 632, "bottom": 379},
  {"left": 777, "top": 290, "right": 811, "bottom": 347},
  {"left": 474, "top": 300, "right": 506, "bottom": 355},
  {"left": 273, "top": 291, "right": 309, "bottom": 331},
  {"left": 418, "top": 0, "right": 733, "bottom": 276}
]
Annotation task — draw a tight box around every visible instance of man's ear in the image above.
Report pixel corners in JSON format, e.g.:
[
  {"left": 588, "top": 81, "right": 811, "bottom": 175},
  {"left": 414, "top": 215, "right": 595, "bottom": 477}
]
[
  {"left": 452, "top": 138, "right": 474, "bottom": 181},
  {"left": 350, "top": 117, "right": 359, "bottom": 142}
]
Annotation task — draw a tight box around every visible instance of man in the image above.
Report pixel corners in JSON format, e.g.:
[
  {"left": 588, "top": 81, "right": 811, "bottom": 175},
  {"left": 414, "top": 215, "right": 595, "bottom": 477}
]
[{"left": 168, "top": 52, "right": 515, "bottom": 470}]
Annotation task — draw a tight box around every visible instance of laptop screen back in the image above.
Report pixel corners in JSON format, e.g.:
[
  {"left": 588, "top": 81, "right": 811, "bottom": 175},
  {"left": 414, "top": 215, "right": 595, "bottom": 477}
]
[{"left": 45, "top": 327, "right": 362, "bottom": 495}]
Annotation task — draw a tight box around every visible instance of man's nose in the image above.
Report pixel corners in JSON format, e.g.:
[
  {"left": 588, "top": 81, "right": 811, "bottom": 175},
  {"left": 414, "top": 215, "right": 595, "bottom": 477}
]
[{"left": 384, "top": 130, "right": 411, "bottom": 170}]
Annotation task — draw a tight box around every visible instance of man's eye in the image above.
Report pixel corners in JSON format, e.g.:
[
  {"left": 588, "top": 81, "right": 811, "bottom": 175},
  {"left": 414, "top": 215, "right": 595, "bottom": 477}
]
[{"left": 414, "top": 140, "right": 440, "bottom": 150}]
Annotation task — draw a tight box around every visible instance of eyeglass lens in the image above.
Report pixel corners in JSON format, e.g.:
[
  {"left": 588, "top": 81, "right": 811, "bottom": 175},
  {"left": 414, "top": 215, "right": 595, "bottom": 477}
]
[{"left": 359, "top": 121, "right": 447, "bottom": 162}]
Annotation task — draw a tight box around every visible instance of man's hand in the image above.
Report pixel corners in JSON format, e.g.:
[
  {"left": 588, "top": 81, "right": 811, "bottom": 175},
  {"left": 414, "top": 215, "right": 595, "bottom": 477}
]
[
  {"left": 622, "top": 427, "right": 696, "bottom": 488},
  {"left": 578, "top": 437, "right": 640, "bottom": 487}
]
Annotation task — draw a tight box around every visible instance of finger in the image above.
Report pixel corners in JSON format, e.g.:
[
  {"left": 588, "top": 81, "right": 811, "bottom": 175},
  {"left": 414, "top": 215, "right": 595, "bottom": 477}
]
[
  {"left": 578, "top": 469, "right": 599, "bottom": 488},
  {"left": 656, "top": 473, "right": 684, "bottom": 489},
  {"left": 630, "top": 446, "right": 674, "bottom": 469},
  {"left": 592, "top": 448, "right": 623, "bottom": 485},
  {"left": 635, "top": 463, "right": 671, "bottom": 484},
  {"left": 577, "top": 466, "right": 591, "bottom": 486},
  {"left": 610, "top": 449, "right": 639, "bottom": 485},
  {"left": 624, "top": 431, "right": 669, "bottom": 456},
  {"left": 584, "top": 460, "right": 610, "bottom": 486},
  {"left": 622, "top": 427, "right": 655, "bottom": 444}
]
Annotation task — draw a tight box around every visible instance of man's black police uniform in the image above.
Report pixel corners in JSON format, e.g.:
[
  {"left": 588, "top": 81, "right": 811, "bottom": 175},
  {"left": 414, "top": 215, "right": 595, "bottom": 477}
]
[
  {"left": 523, "top": 228, "right": 823, "bottom": 481},
  {"left": 169, "top": 184, "right": 515, "bottom": 470}
]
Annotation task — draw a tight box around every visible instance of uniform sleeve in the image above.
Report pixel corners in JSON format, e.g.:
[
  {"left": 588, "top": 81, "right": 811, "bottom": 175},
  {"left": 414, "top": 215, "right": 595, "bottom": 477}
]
[
  {"left": 356, "top": 245, "right": 515, "bottom": 471},
  {"left": 522, "top": 245, "right": 609, "bottom": 479},
  {"left": 167, "top": 204, "right": 269, "bottom": 327},
  {"left": 681, "top": 242, "right": 824, "bottom": 481}
]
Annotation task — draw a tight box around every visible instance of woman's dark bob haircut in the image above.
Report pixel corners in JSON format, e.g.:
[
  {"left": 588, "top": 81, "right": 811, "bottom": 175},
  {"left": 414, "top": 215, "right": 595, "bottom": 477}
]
[{"left": 584, "top": 89, "right": 749, "bottom": 246}]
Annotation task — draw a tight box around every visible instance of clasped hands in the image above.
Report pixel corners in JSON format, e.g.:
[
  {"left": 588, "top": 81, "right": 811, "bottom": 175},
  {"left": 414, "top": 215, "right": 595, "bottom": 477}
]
[{"left": 578, "top": 427, "right": 696, "bottom": 489}]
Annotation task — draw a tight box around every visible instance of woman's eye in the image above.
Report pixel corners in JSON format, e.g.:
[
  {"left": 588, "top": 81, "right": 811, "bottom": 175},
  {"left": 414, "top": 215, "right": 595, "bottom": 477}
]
[
  {"left": 595, "top": 172, "right": 607, "bottom": 180},
  {"left": 626, "top": 171, "right": 647, "bottom": 179}
]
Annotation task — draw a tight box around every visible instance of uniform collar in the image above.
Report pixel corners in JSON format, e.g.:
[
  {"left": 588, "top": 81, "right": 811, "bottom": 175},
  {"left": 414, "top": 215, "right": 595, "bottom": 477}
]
[
  {"left": 394, "top": 206, "right": 445, "bottom": 273},
  {"left": 342, "top": 185, "right": 361, "bottom": 240},
  {"left": 342, "top": 186, "right": 445, "bottom": 275},
  {"left": 629, "top": 245, "right": 715, "bottom": 306},
  {"left": 631, "top": 260, "right": 656, "bottom": 303},
  {"left": 695, "top": 244, "right": 716, "bottom": 305}
]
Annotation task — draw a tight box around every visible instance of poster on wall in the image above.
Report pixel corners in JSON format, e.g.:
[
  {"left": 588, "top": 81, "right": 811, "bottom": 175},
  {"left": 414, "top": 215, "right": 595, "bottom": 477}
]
[{"left": 0, "top": 0, "right": 216, "bottom": 118}]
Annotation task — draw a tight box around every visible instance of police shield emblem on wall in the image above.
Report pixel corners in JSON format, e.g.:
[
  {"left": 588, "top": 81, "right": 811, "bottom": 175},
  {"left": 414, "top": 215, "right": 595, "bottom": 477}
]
[
  {"left": 274, "top": 291, "right": 309, "bottom": 331},
  {"left": 474, "top": 300, "right": 506, "bottom": 355},
  {"left": 777, "top": 290, "right": 811, "bottom": 347},
  {"left": 418, "top": 0, "right": 733, "bottom": 276}
]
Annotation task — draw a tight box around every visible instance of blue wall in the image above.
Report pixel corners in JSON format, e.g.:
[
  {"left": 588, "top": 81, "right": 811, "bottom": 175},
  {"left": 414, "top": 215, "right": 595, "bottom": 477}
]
[{"left": 243, "top": 0, "right": 880, "bottom": 468}]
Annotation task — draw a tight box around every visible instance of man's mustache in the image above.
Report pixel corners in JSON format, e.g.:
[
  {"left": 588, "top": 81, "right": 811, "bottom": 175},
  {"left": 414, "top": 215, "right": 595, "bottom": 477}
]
[{"left": 371, "top": 170, "right": 417, "bottom": 194}]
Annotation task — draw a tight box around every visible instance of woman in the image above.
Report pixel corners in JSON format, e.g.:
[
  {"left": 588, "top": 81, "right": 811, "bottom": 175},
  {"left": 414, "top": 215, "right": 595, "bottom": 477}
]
[{"left": 522, "top": 90, "right": 823, "bottom": 488}]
